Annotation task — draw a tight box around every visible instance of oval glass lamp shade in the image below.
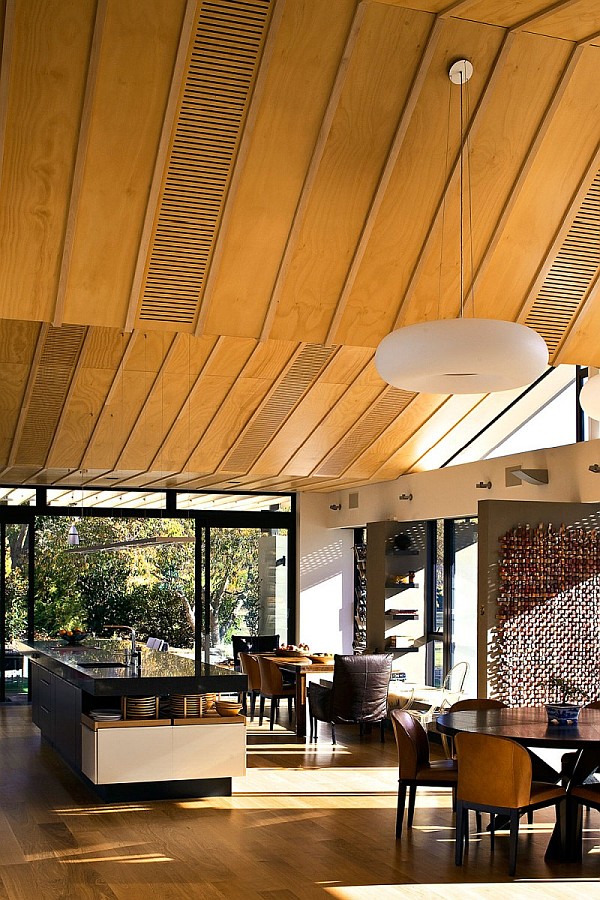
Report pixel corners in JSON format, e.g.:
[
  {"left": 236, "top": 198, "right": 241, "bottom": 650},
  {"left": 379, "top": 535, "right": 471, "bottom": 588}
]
[
  {"left": 579, "top": 375, "right": 600, "bottom": 420},
  {"left": 374, "top": 318, "right": 549, "bottom": 394}
]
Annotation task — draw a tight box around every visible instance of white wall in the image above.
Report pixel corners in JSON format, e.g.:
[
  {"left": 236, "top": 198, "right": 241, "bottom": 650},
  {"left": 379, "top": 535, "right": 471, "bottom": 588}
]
[
  {"left": 297, "top": 493, "right": 353, "bottom": 654},
  {"left": 297, "top": 438, "right": 600, "bottom": 660}
]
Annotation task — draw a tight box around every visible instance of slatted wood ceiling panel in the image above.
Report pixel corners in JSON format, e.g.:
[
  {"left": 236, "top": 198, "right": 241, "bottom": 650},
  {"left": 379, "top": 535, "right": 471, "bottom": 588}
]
[
  {"left": 138, "top": 0, "right": 271, "bottom": 326},
  {"left": 16, "top": 325, "right": 87, "bottom": 466},
  {"left": 220, "top": 343, "right": 337, "bottom": 473},
  {"left": 524, "top": 171, "right": 600, "bottom": 357},
  {"left": 314, "top": 388, "right": 415, "bottom": 478}
]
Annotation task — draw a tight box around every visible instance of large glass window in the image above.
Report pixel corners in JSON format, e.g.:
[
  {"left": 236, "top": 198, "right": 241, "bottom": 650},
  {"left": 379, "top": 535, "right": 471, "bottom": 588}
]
[{"left": 203, "top": 526, "right": 288, "bottom": 661}]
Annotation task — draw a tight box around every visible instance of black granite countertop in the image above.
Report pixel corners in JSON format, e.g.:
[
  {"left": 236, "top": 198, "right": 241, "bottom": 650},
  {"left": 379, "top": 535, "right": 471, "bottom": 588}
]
[{"left": 19, "top": 640, "right": 246, "bottom": 697}]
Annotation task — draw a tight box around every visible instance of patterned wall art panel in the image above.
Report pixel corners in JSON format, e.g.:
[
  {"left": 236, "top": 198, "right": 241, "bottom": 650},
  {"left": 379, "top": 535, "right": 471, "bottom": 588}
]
[{"left": 492, "top": 523, "right": 600, "bottom": 707}]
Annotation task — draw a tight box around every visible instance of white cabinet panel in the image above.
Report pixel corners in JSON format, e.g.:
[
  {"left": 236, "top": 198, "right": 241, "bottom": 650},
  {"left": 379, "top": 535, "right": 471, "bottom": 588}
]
[{"left": 173, "top": 724, "right": 246, "bottom": 779}]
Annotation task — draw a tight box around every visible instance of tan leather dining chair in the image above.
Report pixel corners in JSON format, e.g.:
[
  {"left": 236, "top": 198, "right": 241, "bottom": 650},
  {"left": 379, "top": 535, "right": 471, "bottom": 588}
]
[
  {"left": 238, "top": 652, "right": 261, "bottom": 721},
  {"left": 390, "top": 708, "right": 457, "bottom": 838},
  {"left": 257, "top": 656, "right": 295, "bottom": 730},
  {"left": 455, "top": 732, "right": 567, "bottom": 876}
]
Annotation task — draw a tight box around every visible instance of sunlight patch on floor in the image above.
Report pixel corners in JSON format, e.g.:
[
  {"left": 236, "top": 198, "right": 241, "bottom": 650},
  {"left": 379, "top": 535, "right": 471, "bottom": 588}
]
[{"left": 325, "top": 882, "right": 600, "bottom": 898}]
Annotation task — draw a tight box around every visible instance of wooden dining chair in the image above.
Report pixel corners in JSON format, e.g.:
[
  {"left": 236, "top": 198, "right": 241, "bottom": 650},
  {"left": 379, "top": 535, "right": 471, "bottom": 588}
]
[
  {"left": 440, "top": 698, "right": 507, "bottom": 759},
  {"left": 257, "top": 656, "right": 294, "bottom": 730},
  {"left": 238, "top": 652, "right": 261, "bottom": 721},
  {"left": 455, "top": 732, "right": 567, "bottom": 876},
  {"left": 390, "top": 708, "right": 458, "bottom": 838}
]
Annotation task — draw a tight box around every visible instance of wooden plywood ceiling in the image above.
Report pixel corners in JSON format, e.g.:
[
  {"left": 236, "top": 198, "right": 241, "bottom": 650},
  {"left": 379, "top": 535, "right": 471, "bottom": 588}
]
[{"left": 0, "top": 0, "right": 599, "bottom": 494}]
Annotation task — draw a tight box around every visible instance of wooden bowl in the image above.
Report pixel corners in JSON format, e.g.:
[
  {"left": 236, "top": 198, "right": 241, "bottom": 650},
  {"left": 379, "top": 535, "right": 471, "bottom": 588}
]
[
  {"left": 277, "top": 649, "right": 309, "bottom": 658},
  {"left": 308, "top": 654, "right": 334, "bottom": 665},
  {"left": 215, "top": 702, "right": 242, "bottom": 717}
]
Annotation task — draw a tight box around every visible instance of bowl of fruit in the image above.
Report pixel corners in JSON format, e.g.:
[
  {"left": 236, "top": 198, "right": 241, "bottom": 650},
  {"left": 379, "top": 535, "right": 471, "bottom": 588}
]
[
  {"left": 58, "top": 628, "right": 89, "bottom": 645},
  {"left": 278, "top": 643, "right": 310, "bottom": 658}
]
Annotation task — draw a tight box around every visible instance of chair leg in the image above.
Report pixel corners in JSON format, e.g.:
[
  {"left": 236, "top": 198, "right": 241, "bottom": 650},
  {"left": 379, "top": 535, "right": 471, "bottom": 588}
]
[
  {"left": 270, "top": 697, "right": 276, "bottom": 730},
  {"left": 288, "top": 696, "right": 293, "bottom": 720},
  {"left": 475, "top": 811, "right": 482, "bottom": 832},
  {"left": 259, "top": 695, "right": 265, "bottom": 726},
  {"left": 455, "top": 800, "right": 466, "bottom": 865},
  {"left": 240, "top": 691, "right": 247, "bottom": 716},
  {"left": 331, "top": 722, "right": 336, "bottom": 745},
  {"left": 396, "top": 783, "right": 407, "bottom": 838},
  {"left": 508, "top": 810, "right": 520, "bottom": 877},
  {"left": 250, "top": 691, "right": 257, "bottom": 721},
  {"left": 407, "top": 784, "right": 417, "bottom": 828},
  {"left": 527, "top": 810, "right": 533, "bottom": 824}
]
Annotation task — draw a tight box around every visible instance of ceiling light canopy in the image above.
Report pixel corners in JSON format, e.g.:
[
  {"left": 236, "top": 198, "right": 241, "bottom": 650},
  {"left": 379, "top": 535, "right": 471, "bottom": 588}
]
[{"left": 374, "top": 59, "right": 549, "bottom": 396}]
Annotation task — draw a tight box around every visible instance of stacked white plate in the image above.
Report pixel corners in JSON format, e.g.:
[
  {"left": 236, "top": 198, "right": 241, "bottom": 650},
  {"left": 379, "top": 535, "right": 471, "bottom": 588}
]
[
  {"left": 170, "top": 693, "right": 203, "bottom": 718},
  {"left": 89, "top": 709, "right": 122, "bottom": 721}
]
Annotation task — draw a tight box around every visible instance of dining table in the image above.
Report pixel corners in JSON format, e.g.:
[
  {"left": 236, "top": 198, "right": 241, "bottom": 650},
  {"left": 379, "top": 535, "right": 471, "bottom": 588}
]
[
  {"left": 254, "top": 654, "right": 335, "bottom": 738},
  {"left": 436, "top": 705, "right": 600, "bottom": 862}
]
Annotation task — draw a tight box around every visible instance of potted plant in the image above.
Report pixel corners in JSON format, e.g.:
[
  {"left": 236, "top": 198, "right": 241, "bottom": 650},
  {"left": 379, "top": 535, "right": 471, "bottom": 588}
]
[{"left": 546, "top": 676, "right": 588, "bottom": 726}]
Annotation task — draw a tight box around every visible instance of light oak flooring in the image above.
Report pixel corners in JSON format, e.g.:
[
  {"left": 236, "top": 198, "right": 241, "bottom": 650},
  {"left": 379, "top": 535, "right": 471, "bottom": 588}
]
[{"left": 0, "top": 703, "right": 599, "bottom": 899}]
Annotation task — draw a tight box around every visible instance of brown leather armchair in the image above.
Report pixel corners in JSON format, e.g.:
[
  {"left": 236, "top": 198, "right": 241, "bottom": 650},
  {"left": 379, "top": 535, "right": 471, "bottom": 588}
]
[
  {"left": 455, "top": 732, "right": 566, "bottom": 876},
  {"left": 308, "top": 653, "right": 392, "bottom": 744}
]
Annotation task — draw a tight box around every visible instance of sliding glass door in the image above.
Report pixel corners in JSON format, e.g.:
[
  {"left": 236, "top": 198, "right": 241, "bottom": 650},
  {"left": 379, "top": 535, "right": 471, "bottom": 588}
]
[{"left": 0, "top": 517, "right": 33, "bottom": 701}]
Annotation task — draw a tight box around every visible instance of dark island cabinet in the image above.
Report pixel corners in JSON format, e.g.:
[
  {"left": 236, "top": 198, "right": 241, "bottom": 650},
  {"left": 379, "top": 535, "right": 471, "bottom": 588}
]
[{"left": 30, "top": 660, "right": 82, "bottom": 768}]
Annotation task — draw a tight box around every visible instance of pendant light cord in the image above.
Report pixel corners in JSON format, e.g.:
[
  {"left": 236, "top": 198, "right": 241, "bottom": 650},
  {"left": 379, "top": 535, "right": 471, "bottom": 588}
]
[{"left": 459, "top": 70, "right": 464, "bottom": 318}]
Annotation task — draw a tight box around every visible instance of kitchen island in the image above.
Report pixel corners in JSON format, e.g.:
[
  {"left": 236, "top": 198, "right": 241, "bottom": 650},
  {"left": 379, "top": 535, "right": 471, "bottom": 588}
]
[{"left": 21, "top": 640, "right": 247, "bottom": 802}]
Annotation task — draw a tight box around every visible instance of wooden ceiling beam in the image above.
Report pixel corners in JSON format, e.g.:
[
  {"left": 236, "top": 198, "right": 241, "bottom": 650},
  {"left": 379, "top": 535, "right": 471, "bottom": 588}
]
[
  {"left": 52, "top": 0, "right": 107, "bottom": 328},
  {"left": 258, "top": 1, "right": 368, "bottom": 343}
]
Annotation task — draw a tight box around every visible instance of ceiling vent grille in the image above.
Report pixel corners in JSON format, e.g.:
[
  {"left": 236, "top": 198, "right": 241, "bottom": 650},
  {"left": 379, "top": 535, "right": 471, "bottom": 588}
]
[
  {"left": 221, "top": 343, "right": 337, "bottom": 473},
  {"left": 524, "top": 171, "right": 600, "bottom": 358},
  {"left": 314, "top": 388, "right": 415, "bottom": 478},
  {"left": 16, "top": 325, "right": 87, "bottom": 465},
  {"left": 138, "top": 0, "right": 272, "bottom": 326}
]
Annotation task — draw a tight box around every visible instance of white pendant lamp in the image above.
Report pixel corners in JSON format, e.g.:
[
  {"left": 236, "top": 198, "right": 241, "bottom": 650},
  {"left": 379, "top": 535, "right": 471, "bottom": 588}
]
[
  {"left": 579, "top": 373, "right": 600, "bottom": 420},
  {"left": 374, "top": 59, "right": 548, "bottom": 395}
]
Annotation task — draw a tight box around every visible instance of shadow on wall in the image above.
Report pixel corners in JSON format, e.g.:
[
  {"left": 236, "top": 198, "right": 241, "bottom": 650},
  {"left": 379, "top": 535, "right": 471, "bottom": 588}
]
[{"left": 300, "top": 540, "right": 343, "bottom": 590}]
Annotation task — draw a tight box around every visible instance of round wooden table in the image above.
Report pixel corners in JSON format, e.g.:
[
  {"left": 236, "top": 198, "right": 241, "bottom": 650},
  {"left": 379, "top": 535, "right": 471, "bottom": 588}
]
[{"left": 436, "top": 705, "right": 600, "bottom": 862}]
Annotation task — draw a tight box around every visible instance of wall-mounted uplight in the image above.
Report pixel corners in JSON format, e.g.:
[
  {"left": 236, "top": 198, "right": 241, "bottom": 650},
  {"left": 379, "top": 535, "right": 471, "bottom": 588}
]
[
  {"left": 329, "top": 504, "right": 342, "bottom": 511},
  {"left": 589, "top": 464, "right": 600, "bottom": 474},
  {"left": 398, "top": 493, "right": 413, "bottom": 501},
  {"left": 476, "top": 481, "right": 492, "bottom": 490},
  {"left": 506, "top": 466, "right": 548, "bottom": 486}
]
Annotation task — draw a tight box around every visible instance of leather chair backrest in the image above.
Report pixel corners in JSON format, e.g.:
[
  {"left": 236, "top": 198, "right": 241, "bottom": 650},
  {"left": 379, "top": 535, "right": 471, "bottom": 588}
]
[
  {"left": 239, "top": 652, "right": 261, "bottom": 692},
  {"left": 449, "top": 698, "right": 507, "bottom": 712},
  {"left": 390, "top": 708, "right": 430, "bottom": 778},
  {"left": 257, "top": 656, "right": 284, "bottom": 696},
  {"left": 331, "top": 654, "right": 392, "bottom": 724},
  {"left": 455, "top": 732, "right": 532, "bottom": 808},
  {"left": 232, "top": 635, "right": 253, "bottom": 667}
]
